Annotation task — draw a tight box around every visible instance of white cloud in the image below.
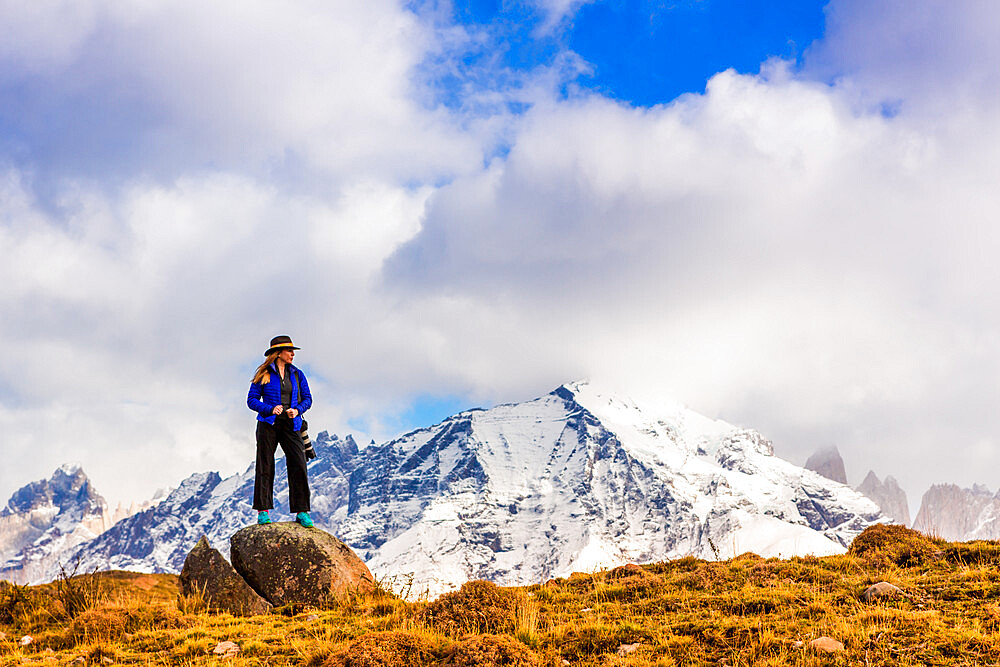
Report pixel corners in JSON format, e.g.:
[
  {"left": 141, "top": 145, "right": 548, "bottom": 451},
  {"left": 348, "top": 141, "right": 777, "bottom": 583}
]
[
  {"left": 1, "top": 0, "right": 999, "bottom": 516},
  {"left": 806, "top": 0, "right": 1000, "bottom": 116},
  {"left": 0, "top": 0, "right": 481, "bottom": 182}
]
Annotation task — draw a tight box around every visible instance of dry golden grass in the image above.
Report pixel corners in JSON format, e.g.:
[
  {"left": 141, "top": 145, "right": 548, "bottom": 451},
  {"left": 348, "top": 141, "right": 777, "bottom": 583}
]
[{"left": 5, "top": 527, "right": 1000, "bottom": 665}]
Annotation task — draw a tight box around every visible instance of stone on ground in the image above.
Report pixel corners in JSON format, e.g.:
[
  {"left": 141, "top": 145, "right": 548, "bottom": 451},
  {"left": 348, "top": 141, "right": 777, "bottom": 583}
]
[
  {"left": 230, "top": 522, "right": 375, "bottom": 607},
  {"left": 862, "top": 581, "right": 903, "bottom": 603},
  {"left": 809, "top": 636, "right": 845, "bottom": 653},
  {"left": 213, "top": 640, "right": 240, "bottom": 656},
  {"left": 179, "top": 536, "right": 272, "bottom": 616}
]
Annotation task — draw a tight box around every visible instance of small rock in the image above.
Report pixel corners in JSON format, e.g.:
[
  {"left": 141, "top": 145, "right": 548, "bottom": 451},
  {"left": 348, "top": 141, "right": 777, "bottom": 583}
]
[
  {"left": 561, "top": 661, "right": 570, "bottom": 666},
  {"left": 579, "top": 607, "right": 592, "bottom": 613},
  {"left": 19, "top": 635, "right": 32, "bottom": 646},
  {"left": 791, "top": 640, "right": 804, "bottom": 649},
  {"left": 617, "top": 643, "right": 640, "bottom": 657},
  {"left": 213, "top": 641, "right": 240, "bottom": 657},
  {"left": 101, "top": 657, "right": 113, "bottom": 665},
  {"left": 809, "top": 636, "right": 845, "bottom": 653},
  {"left": 862, "top": 581, "right": 903, "bottom": 603}
]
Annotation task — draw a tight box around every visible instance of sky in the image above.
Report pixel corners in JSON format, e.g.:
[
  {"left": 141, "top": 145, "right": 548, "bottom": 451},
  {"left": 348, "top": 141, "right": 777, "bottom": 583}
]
[{"left": 1, "top": 0, "right": 999, "bottom": 515}]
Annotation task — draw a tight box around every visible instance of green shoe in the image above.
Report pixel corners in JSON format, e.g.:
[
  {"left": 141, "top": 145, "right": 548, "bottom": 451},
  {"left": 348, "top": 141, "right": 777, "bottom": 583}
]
[
  {"left": 257, "top": 511, "right": 272, "bottom": 525},
  {"left": 295, "top": 512, "right": 314, "bottom": 528}
]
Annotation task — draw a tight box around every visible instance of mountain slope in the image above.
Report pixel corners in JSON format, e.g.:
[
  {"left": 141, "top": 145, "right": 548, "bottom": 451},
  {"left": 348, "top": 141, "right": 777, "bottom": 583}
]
[
  {"left": 340, "top": 382, "right": 883, "bottom": 595},
  {"left": 38, "top": 433, "right": 360, "bottom": 582},
  {"left": 35, "top": 383, "right": 885, "bottom": 596}
]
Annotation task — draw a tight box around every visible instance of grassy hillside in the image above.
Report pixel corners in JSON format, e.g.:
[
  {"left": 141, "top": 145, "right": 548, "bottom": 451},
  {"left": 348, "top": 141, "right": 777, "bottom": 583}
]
[{"left": 3, "top": 526, "right": 1000, "bottom": 665}]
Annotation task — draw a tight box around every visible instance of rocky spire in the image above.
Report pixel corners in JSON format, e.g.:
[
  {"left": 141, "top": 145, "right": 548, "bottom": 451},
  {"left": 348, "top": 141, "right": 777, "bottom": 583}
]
[
  {"left": 804, "top": 446, "right": 848, "bottom": 485},
  {"left": 856, "top": 471, "right": 911, "bottom": 526}
]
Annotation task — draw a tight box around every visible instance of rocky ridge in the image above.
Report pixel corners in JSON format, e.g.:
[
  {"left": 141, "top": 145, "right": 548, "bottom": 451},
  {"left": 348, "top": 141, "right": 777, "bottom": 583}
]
[
  {"left": 0, "top": 465, "right": 157, "bottom": 584},
  {"left": 912, "top": 483, "right": 1000, "bottom": 541},
  {"left": 856, "top": 471, "right": 911, "bottom": 526}
]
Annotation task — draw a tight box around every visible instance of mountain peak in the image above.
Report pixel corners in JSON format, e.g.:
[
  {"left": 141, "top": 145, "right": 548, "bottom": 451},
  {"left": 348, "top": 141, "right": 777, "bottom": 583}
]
[
  {"left": 856, "top": 470, "right": 911, "bottom": 526},
  {"left": 57, "top": 463, "right": 84, "bottom": 476},
  {"left": 4, "top": 465, "right": 104, "bottom": 516},
  {"left": 805, "top": 446, "right": 848, "bottom": 485}
]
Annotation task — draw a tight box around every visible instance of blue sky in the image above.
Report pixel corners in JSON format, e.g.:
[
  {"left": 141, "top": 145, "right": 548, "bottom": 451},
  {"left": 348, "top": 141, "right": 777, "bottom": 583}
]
[
  {"left": 1, "top": 0, "right": 1000, "bottom": 509},
  {"left": 441, "top": 0, "right": 826, "bottom": 103}
]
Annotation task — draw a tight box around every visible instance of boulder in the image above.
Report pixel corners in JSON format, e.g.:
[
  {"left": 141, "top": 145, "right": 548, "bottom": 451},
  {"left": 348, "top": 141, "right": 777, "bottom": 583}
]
[
  {"left": 861, "top": 581, "right": 903, "bottom": 603},
  {"left": 230, "top": 522, "right": 376, "bottom": 607},
  {"left": 179, "top": 536, "right": 272, "bottom": 616}
]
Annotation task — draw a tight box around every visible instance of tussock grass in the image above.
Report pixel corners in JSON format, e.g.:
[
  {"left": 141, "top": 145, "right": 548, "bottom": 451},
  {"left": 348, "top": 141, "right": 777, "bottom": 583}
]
[{"left": 5, "top": 527, "right": 1000, "bottom": 664}]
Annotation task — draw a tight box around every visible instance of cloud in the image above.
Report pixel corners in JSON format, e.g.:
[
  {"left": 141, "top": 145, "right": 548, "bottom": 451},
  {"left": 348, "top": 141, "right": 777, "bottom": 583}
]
[
  {"left": 1, "top": 0, "right": 998, "bottom": 515},
  {"left": 806, "top": 0, "right": 1000, "bottom": 115},
  {"left": 0, "top": 0, "right": 480, "bottom": 183}
]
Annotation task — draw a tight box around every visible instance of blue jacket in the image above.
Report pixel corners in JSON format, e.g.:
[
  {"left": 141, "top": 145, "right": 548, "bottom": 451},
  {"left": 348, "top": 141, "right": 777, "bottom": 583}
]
[{"left": 247, "top": 363, "right": 312, "bottom": 431}]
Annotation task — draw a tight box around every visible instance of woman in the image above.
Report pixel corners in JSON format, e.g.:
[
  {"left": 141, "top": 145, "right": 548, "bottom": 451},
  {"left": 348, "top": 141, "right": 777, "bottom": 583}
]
[{"left": 247, "top": 335, "right": 314, "bottom": 527}]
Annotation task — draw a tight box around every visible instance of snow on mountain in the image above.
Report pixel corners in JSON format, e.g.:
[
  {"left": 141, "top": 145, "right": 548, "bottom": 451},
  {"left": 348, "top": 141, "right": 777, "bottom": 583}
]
[
  {"left": 0, "top": 466, "right": 113, "bottom": 583},
  {"left": 27, "top": 382, "right": 885, "bottom": 597},
  {"left": 340, "top": 382, "right": 883, "bottom": 595}
]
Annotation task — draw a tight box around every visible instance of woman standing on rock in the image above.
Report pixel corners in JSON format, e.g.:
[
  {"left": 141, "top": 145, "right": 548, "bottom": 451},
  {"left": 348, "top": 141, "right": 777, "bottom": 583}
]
[{"left": 247, "top": 335, "right": 314, "bottom": 527}]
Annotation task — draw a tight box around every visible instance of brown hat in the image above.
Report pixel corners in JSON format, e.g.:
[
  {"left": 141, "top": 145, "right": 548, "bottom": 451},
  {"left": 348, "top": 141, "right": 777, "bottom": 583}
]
[{"left": 265, "top": 335, "right": 300, "bottom": 357}]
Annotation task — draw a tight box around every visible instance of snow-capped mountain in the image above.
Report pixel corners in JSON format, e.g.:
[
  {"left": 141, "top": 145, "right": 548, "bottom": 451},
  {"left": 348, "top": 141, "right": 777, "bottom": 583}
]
[
  {"left": 0, "top": 465, "right": 115, "bottom": 583},
  {"left": 338, "top": 382, "right": 883, "bottom": 594},
  {"left": 36, "top": 433, "right": 360, "bottom": 582},
  {"left": 36, "top": 382, "right": 885, "bottom": 596}
]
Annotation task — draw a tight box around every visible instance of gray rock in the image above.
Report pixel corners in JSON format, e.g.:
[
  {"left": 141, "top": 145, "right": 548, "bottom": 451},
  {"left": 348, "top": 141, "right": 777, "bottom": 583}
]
[
  {"left": 804, "top": 446, "right": 848, "bottom": 485},
  {"left": 230, "top": 523, "right": 375, "bottom": 607},
  {"left": 179, "top": 536, "right": 271, "bottom": 616},
  {"left": 857, "top": 472, "right": 911, "bottom": 526},
  {"left": 913, "top": 483, "right": 997, "bottom": 541},
  {"left": 861, "top": 581, "right": 903, "bottom": 603}
]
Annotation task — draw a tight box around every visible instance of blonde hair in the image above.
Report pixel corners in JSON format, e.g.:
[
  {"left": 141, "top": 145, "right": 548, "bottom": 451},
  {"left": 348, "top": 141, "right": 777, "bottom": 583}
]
[{"left": 252, "top": 351, "right": 281, "bottom": 384}]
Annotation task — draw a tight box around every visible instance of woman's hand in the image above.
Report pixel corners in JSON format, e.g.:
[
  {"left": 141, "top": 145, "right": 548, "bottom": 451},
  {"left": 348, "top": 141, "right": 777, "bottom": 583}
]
[
  {"left": 272, "top": 405, "right": 284, "bottom": 415},
  {"left": 286, "top": 408, "right": 299, "bottom": 418}
]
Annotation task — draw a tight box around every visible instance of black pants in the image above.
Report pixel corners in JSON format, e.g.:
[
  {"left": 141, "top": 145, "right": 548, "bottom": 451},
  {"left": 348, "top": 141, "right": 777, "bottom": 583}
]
[{"left": 253, "top": 418, "right": 311, "bottom": 513}]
